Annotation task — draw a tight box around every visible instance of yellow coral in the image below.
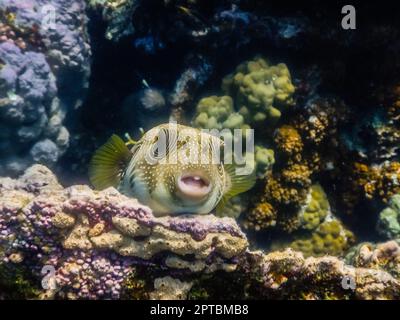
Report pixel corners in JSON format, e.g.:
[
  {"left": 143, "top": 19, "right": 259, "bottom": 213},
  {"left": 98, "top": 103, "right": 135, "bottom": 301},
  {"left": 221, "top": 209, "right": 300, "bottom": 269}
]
[
  {"left": 299, "top": 184, "right": 330, "bottom": 231},
  {"left": 243, "top": 201, "right": 277, "bottom": 231},
  {"left": 290, "top": 220, "right": 355, "bottom": 258},
  {"left": 274, "top": 125, "right": 303, "bottom": 157},
  {"left": 281, "top": 163, "right": 312, "bottom": 186},
  {"left": 222, "top": 56, "right": 295, "bottom": 126}
]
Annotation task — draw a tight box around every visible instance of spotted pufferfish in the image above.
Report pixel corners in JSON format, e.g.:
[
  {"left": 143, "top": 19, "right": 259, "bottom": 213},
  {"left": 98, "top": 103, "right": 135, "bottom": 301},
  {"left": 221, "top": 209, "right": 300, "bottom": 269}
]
[{"left": 89, "top": 123, "right": 255, "bottom": 217}]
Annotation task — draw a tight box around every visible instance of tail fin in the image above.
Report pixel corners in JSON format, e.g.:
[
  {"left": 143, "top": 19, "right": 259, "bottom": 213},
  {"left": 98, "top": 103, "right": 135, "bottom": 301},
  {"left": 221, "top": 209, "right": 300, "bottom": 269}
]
[{"left": 89, "top": 134, "right": 132, "bottom": 190}]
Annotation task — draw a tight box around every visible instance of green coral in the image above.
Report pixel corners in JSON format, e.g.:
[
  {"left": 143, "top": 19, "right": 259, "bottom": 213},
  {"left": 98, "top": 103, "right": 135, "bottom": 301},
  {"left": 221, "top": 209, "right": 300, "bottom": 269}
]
[
  {"left": 290, "top": 220, "right": 355, "bottom": 258},
  {"left": 377, "top": 194, "right": 400, "bottom": 239},
  {"left": 254, "top": 146, "right": 275, "bottom": 176},
  {"left": 222, "top": 56, "right": 295, "bottom": 126},
  {"left": 299, "top": 184, "right": 330, "bottom": 231},
  {"left": 193, "top": 95, "right": 249, "bottom": 131},
  {"left": 193, "top": 95, "right": 274, "bottom": 177}
]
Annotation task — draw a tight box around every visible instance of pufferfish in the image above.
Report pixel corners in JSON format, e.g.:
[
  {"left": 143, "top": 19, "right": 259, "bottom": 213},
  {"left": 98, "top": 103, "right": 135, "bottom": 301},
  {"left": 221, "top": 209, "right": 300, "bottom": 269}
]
[{"left": 89, "top": 123, "right": 255, "bottom": 216}]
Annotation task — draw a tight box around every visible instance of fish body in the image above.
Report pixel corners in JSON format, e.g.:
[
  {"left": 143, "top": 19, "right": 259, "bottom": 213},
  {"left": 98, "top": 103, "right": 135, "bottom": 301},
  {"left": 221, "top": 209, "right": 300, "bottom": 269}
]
[{"left": 89, "top": 123, "right": 255, "bottom": 216}]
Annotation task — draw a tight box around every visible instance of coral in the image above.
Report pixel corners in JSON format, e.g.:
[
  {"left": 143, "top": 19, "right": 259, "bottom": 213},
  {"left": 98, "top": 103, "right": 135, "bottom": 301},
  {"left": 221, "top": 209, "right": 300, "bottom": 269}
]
[
  {"left": 193, "top": 95, "right": 248, "bottom": 131},
  {"left": 342, "top": 161, "right": 400, "bottom": 211},
  {"left": 0, "top": 0, "right": 91, "bottom": 175},
  {"left": 245, "top": 248, "right": 400, "bottom": 300},
  {"left": 169, "top": 54, "right": 213, "bottom": 111},
  {"left": 222, "top": 56, "right": 295, "bottom": 126},
  {"left": 298, "top": 184, "right": 330, "bottom": 231},
  {"left": 377, "top": 194, "right": 400, "bottom": 239},
  {"left": 2, "top": 165, "right": 400, "bottom": 299},
  {"left": 0, "top": 9, "right": 44, "bottom": 51},
  {"left": 0, "top": 0, "right": 91, "bottom": 103},
  {"left": 289, "top": 220, "right": 355, "bottom": 258},
  {"left": 188, "top": 245, "right": 400, "bottom": 300},
  {"left": 254, "top": 146, "right": 275, "bottom": 177},
  {"left": 149, "top": 276, "right": 193, "bottom": 300},
  {"left": 274, "top": 125, "right": 303, "bottom": 159},
  {"left": 345, "top": 240, "right": 400, "bottom": 280},
  {"left": 88, "top": 0, "right": 138, "bottom": 41},
  {"left": 0, "top": 42, "right": 65, "bottom": 175},
  {"left": 193, "top": 96, "right": 244, "bottom": 130},
  {"left": 0, "top": 165, "right": 248, "bottom": 299},
  {"left": 242, "top": 201, "right": 277, "bottom": 231}
]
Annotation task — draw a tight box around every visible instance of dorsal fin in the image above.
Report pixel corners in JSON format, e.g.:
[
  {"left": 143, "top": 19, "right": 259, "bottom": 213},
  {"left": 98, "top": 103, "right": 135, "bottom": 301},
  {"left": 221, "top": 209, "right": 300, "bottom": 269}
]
[
  {"left": 216, "top": 163, "right": 256, "bottom": 215},
  {"left": 89, "top": 134, "right": 132, "bottom": 190}
]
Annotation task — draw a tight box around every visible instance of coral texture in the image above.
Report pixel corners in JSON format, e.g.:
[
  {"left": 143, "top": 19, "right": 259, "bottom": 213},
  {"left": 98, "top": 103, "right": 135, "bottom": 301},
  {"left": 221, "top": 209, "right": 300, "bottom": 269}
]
[
  {"left": 0, "top": 0, "right": 91, "bottom": 175},
  {"left": 222, "top": 56, "right": 295, "bottom": 127},
  {"left": 0, "top": 165, "right": 248, "bottom": 299}
]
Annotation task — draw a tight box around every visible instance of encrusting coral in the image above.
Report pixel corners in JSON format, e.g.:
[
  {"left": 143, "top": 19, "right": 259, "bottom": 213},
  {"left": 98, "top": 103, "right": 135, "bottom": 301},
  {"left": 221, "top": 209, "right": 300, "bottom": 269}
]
[
  {"left": 0, "top": 165, "right": 248, "bottom": 299},
  {"left": 345, "top": 240, "right": 400, "bottom": 281}
]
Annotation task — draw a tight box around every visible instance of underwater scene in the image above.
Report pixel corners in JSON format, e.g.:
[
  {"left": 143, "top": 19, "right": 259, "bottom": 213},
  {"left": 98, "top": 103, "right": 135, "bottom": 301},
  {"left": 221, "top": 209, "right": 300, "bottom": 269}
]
[{"left": 1, "top": 0, "right": 400, "bottom": 301}]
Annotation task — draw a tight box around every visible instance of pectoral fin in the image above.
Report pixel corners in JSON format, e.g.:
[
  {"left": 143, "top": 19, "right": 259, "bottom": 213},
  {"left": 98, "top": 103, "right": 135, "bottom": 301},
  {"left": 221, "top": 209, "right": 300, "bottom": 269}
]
[
  {"left": 89, "top": 134, "right": 132, "bottom": 190},
  {"left": 216, "top": 163, "right": 256, "bottom": 215}
]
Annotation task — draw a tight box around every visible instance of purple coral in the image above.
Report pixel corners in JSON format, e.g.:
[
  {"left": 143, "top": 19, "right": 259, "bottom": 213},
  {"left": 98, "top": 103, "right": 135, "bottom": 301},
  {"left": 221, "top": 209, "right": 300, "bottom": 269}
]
[{"left": 0, "top": 0, "right": 91, "bottom": 176}]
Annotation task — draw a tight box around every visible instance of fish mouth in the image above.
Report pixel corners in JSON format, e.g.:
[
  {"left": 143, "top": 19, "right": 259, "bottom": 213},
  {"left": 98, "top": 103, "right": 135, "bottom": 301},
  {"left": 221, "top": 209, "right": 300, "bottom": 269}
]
[{"left": 177, "top": 172, "right": 211, "bottom": 200}]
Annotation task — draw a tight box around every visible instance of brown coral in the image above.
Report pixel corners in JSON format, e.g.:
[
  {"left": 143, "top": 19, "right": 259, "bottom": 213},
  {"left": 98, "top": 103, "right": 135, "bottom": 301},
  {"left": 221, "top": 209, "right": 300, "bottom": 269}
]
[
  {"left": 274, "top": 125, "right": 303, "bottom": 158},
  {"left": 243, "top": 201, "right": 277, "bottom": 231}
]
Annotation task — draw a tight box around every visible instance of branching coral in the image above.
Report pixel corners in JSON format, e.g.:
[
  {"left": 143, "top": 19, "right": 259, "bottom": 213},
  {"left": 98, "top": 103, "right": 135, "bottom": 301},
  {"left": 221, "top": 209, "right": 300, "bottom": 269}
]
[{"left": 222, "top": 56, "right": 295, "bottom": 126}]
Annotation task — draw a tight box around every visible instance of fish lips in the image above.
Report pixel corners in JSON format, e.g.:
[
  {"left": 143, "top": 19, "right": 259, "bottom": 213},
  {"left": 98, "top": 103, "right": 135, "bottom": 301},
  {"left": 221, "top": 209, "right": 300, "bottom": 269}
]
[{"left": 176, "top": 171, "right": 212, "bottom": 202}]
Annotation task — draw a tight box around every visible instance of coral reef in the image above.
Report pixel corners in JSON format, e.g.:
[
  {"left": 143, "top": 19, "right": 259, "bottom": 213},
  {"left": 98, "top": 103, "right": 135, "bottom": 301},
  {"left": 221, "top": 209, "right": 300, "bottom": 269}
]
[
  {"left": 0, "top": 0, "right": 91, "bottom": 176},
  {"left": 188, "top": 245, "right": 400, "bottom": 300},
  {"left": 1, "top": 166, "right": 400, "bottom": 299}
]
